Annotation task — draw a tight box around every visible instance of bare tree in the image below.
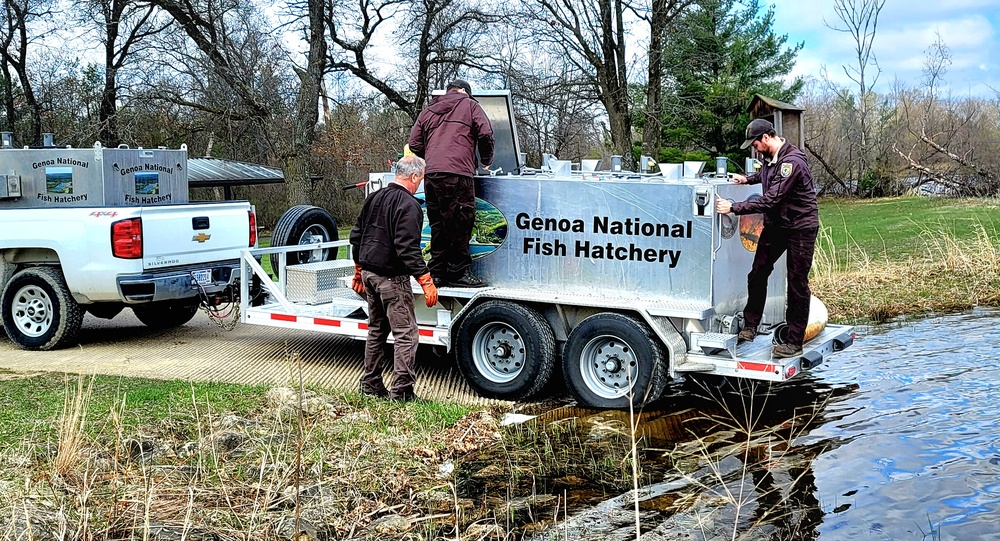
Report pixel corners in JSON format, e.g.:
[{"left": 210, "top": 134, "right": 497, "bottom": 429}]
[
  {"left": 826, "top": 0, "right": 885, "bottom": 191},
  {"left": 0, "top": 0, "right": 54, "bottom": 144},
  {"left": 324, "top": 0, "right": 499, "bottom": 121},
  {"left": 149, "top": 0, "right": 273, "bottom": 120},
  {"left": 527, "top": 0, "right": 635, "bottom": 165},
  {"left": 77, "top": 0, "right": 169, "bottom": 146},
  {"left": 892, "top": 36, "right": 1000, "bottom": 196},
  {"left": 286, "top": 0, "right": 327, "bottom": 205},
  {"left": 149, "top": 0, "right": 329, "bottom": 207},
  {"left": 634, "top": 0, "right": 693, "bottom": 159}
]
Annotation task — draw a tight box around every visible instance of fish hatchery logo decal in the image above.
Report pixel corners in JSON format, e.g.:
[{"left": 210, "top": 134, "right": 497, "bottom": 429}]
[
  {"left": 415, "top": 194, "right": 508, "bottom": 259},
  {"left": 739, "top": 194, "right": 764, "bottom": 252}
]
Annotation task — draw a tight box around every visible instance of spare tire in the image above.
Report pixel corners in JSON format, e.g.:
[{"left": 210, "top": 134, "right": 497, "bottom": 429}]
[{"left": 269, "top": 205, "right": 339, "bottom": 278}]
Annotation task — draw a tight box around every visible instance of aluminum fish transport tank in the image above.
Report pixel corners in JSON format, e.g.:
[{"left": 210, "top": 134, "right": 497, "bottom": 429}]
[
  {"left": 0, "top": 137, "right": 188, "bottom": 209},
  {"left": 239, "top": 90, "right": 854, "bottom": 409}
]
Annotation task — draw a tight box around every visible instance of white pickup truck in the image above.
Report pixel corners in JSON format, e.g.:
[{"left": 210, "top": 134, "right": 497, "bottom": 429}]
[{"left": 0, "top": 138, "right": 256, "bottom": 350}]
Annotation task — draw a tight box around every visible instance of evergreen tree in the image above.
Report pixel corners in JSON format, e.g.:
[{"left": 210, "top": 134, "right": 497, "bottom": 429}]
[{"left": 658, "top": 0, "right": 803, "bottom": 162}]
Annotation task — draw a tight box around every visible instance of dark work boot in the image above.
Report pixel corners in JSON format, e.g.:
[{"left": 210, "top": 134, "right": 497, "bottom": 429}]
[
  {"left": 737, "top": 326, "right": 758, "bottom": 343},
  {"left": 772, "top": 343, "right": 803, "bottom": 358},
  {"left": 450, "top": 272, "right": 488, "bottom": 288}
]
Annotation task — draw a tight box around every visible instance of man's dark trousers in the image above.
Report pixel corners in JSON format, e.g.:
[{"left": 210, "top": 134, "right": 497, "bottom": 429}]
[
  {"left": 359, "top": 271, "right": 419, "bottom": 397},
  {"left": 424, "top": 173, "right": 475, "bottom": 283},
  {"left": 741, "top": 225, "right": 818, "bottom": 347}
]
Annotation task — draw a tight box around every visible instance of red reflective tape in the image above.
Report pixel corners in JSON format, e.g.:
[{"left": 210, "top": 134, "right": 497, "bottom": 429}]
[
  {"left": 738, "top": 361, "right": 775, "bottom": 373},
  {"left": 271, "top": 313, "right": 297, "bottom": 322},
  {"left": 314, "top": 318, "right": 341, "bottom": 327},
  {"left": 418, "top": 329, "right": 434, "bottom": 337}
]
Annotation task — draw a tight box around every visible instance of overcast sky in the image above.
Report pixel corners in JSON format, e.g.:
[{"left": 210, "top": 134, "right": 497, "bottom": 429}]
[{"left": 769, "top": 0, "right": 1000, "bottom": 98}]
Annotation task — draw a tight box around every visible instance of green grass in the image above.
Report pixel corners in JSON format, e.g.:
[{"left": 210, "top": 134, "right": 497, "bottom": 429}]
[
  {"left": 0, "top": 371, "right": 268, "bottom": 443},
  {"left": 819, "top": 196, "right": 1000, "bottom": 264},
  {"left": 814, "top": 196, "right": 1000, "bottom": 322}
]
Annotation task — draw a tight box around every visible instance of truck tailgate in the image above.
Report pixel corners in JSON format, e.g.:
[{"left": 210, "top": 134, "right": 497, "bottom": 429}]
[{"left": 140, "top": 202, "right": 250, "bottom": 269}]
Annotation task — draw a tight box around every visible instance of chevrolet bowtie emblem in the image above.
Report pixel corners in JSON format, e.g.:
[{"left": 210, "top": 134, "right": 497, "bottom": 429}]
[{"left": 192, "top": 233, "right": 211, "bottom": 243}]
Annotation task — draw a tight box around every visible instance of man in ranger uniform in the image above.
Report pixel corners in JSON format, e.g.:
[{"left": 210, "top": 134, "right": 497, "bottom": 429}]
[
  {"left": 407, "top": 79, "right": 495, "bottom": 288},
  {"left": 715, "top": 118, "right": 819, "bottom": 359}
]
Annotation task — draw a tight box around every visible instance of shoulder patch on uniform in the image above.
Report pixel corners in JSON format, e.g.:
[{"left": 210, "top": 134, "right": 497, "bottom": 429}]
[{"left": 780, "top": 162, "right": 793, "bottom": 178}]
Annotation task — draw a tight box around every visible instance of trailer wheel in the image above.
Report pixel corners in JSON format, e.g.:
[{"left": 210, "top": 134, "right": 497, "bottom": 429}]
[
  {"left": 132, "top": 302, "right": 199, "bottom": 330},
  {"left": 456, "top": 301, "right": 555, "bottom": 400},
  {"left": 562, "top": 313, "right": 668, "bottom": 409},
  {"left": 1, "top": 266, "right": 83, "bottom": 351},
  {"left": 269, "top": 205, "right": 339, "bottom": 278}
]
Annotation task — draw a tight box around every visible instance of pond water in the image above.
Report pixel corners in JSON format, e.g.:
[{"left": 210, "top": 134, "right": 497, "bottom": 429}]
[{"left": 477, "top": 309, "right": 1000, "bottom": 540}]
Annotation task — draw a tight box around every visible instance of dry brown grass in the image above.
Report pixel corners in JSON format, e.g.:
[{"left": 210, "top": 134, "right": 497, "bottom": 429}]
[
  {"left": 812, "top": 222, "right": 1000, "bottom": 323},
  {"left": 54, "top": 375, "right": 94, "bottom": 479}
]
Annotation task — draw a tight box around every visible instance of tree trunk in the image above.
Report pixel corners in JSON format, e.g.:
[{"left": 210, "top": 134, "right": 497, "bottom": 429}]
[
  {"left": 1, "top": 61, "right": 14, "bottom": 134},
  {"left": 286, "top": 0, "right": 326, "bottom": 207},
  {"left": 598, "top": 0, "right": 632, "bottom": 167},
  {"left": 100, "top": 8, "right": 120, "bottom": 147},
  {"left": 100, "top": 68, "right": 120, "bottom": 146},
  {"left": 643, "top": 3, "right": 664, "bottom": 159}
]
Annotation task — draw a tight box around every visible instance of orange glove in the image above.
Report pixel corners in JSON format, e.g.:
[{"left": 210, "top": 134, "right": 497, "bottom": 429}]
[
  {"left": 352, "top": 264, "right": 365, "bottom": 295},
  {"left": 416, "top": 273, "right": 438, "bottom": 307}
]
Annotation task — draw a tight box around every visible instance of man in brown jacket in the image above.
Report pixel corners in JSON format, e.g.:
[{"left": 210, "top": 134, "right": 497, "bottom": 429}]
[
  {"left": 716, "top": 118, "right": 819, "bottom": 359},
  {"left": 407, "top": 79, "right": 495, "bottom": 287}
]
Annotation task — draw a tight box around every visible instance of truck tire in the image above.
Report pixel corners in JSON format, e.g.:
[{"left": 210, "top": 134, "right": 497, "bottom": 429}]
[
  {"left": 456, "top": 300, "right": 555, "bottom": 400},
  {"left": 132, "top": 303, "right": 199, "bottom": 330},
  {"left": 562, "top": 312, "right": 668, "bottom": 409},
  {"left": 269, "top": 205, "right": 338, "bottom": 278},
  {"left": 1, "top": 266, "right": 83, "bottom": 351}
]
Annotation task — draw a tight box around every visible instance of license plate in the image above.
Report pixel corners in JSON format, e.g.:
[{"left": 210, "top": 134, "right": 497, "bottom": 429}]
[{"left": 191, "top": 269, "right": 213, "bottom": 285}]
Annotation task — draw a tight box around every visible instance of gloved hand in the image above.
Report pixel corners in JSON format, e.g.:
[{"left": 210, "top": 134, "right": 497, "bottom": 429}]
[
  {"left": 416, "top": 273, "right": 438, "bottom": 307},
  {"left": 352, "top": 264, "right": 365, "bottom": 295}
]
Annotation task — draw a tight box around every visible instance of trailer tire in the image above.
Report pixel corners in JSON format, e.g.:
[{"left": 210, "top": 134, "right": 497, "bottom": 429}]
[
  {"left": 1, "top": 266, "right": 83, "bottom": 351},
  {"left": 269, "top": 205, "right": 339, "bottom": 278},
  {"left": 132, "top": 302, "right": 199, "bottom": 330},
  {"left": 562, "top": 312, "right": 667, "bottom": 409},
  {"left": 456, "top": 301, "right": 556, "bottom": 400}
]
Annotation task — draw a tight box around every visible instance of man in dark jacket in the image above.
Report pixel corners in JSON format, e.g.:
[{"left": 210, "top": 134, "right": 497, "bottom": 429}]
[
  {"left": 350, "top": 155, "right": 439, "bottom": 401},
  {"left": 407, "top": 79, "right": 495, "bottom": 287},
  {"left": 716, "top": 118, "right": 819, "bottom": 359}
]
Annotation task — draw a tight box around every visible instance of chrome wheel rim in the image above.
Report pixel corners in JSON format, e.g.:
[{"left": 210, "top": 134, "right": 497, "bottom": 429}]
[
  {"left": 11, "top": 284, "right": 53, "bottom": 338},
  {"left": 297, "top": 224, "right": 332, "bottom": 263},
  {"left": 471, "top": 322, "right": 526, "bottom": 383},
  {"left": 579, "top": 335, "right": 638, "bottom": 399}
]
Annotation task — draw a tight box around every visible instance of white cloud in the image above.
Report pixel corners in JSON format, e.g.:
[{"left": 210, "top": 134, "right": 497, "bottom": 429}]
[{"left": 769, "top": 0, "right": 1000, "bottom": 96}]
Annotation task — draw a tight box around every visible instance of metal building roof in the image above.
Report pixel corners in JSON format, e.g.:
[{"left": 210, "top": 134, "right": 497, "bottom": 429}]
[{"left": 187, "top": 157, "right": 284, "bottom": 187}]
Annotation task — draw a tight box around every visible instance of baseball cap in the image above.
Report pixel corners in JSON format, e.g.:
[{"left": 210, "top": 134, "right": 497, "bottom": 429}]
[
  {"left": 446, "top": 79, "right": 473, "bottom": 95},
  {"left": 740, "top": 118, "right": 774, "bottom": 150}
]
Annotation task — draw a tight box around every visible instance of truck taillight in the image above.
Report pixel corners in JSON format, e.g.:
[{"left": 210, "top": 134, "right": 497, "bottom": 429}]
[
  {"left": 248, "top": 209, "right": 257, "bottom": 247},
  {"left": 111, "top": 218, "right": 143, "bottom": 259}
]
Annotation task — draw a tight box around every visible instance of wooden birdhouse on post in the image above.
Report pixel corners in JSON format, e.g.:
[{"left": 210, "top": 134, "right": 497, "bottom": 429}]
[{"left": 746, "top": 94, "right": 805, "bottom": 150}]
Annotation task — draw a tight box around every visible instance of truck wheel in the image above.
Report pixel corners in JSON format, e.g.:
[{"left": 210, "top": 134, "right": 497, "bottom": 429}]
[
  {"left": 562, "top": 313, "right": 667, "bottom": 409},
  {"left": 269, "top": 205, "right": 338, "bottom": 278},
  {"left": 132, "top": 303, "right": 199, "bottom": 330},
  {"left": 1, "top": 267, "right": 83, "bottom": 351},
  {"left": 456, "top": 301, "right": 555, "bottom": 400}
]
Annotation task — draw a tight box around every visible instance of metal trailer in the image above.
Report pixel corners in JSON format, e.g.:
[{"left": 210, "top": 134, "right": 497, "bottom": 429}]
[{"left": 238, "top": 91, "right": 854, "bottom": 409}]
